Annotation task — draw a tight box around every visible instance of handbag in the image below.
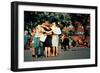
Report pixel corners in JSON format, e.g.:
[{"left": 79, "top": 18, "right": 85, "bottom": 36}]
[{"left": 40, "top": 34, "right": 47, "bottom": 42}]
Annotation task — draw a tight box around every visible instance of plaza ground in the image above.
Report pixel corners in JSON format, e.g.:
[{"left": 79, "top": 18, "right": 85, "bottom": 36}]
[{"left": 24, "top": 47, "right": 90, "bottom": 62}]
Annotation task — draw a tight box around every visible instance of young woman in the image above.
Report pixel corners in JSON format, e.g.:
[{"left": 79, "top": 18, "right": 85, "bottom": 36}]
[
  {"left": 51, "top": 22, "right": 61, "bottom": 56},
  {"left": 36, "top": 23, "right": 46, "bottom": 57},
  {"left": 32, "top": 26, "right": 41, "bottom": 58},
  {"left": 42, "top": 21, "right": 52, "bottom": 57}
]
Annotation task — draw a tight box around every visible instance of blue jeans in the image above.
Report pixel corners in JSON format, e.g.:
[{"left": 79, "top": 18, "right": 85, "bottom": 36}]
[{"left": 33, "top": 37, "right": 44, "bottom": 56}]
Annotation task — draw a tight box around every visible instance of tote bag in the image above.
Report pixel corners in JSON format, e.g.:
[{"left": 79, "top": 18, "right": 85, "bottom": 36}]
[{"left": 40, "top": 34, "right": 47, "bottom": 42}]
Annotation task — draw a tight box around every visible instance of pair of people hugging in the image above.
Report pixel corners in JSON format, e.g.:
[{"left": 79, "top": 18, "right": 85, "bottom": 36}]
[{"left": 31, "top": 21, "right": 61, "bottom": 58}]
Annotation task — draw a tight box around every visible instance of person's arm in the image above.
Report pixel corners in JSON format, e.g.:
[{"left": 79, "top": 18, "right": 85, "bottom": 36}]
[
  {"left": 39, "top": 26, "right": 46, "bottom": 34},
  {"left": 45, "top": 30, "right": 52, "bottom": 35}
]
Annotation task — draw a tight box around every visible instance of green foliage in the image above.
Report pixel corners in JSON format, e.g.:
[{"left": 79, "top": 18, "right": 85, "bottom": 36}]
[
  {"left": 24, "top": 11, "right": 90, "bottom": 37},
  {"left": 24, "top": 11, "right": 71, "bottom": 30}
]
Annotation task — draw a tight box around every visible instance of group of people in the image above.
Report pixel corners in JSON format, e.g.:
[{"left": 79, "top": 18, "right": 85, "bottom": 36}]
[
  {"left": 29, "top": 21, "right": 61, "bottom": 58},
  {"left": 24, "top": 21, "right": 90, "bottom": 59}
]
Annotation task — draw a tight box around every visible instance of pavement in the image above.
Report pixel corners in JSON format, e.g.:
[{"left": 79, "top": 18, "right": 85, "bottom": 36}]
[{"left": 24, "top": 47, "right": 90, "bottom": 62}]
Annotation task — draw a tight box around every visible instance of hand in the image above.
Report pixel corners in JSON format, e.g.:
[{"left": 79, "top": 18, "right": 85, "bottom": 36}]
[{"left": 46, "top": 31, "right": 52, "bottom": 35}]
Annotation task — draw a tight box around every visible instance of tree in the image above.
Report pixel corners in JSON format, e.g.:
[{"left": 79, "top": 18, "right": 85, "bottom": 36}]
[
  {"left": 24, "top": 11, "right": 72, "bottom": 30},
  {"left": 70, "top": 13, "right": 90, "bottom": 37}
]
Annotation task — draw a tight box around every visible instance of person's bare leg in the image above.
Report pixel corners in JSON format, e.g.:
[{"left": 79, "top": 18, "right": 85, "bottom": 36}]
[
  {"left": 30, "top": 47, "right": 35, "bottom": 57},
  {"left": 48, "top": 47, "right": 51, "bottom": 57},
  {"left": 45, "top": 47, "right": 48, "bottom": 58},
  {"left": 56, "top": 47, "right": 59, "bottom": 56},
  {"left": 32, "top": 48, "right": 35, "bottom": 56},
  {"left": 52, "top": 46, "right": 55, "bottom": 56},
  {"left": 30, "top": 48, "right": 35, "bottom": 61}
]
